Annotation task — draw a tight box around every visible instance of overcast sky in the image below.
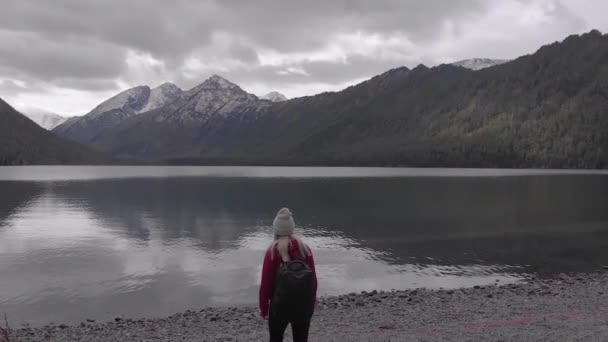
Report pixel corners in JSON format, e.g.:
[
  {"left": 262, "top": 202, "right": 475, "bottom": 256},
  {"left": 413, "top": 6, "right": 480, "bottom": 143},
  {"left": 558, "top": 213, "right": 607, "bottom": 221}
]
[{"left": 1, "top": 0, "right": 607, "bottom": 116}]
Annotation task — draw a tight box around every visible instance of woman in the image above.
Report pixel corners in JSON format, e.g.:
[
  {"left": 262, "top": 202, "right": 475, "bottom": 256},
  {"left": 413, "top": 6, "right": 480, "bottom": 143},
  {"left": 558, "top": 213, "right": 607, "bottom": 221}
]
[{"left": 259, "top": 208, "right": 318, "bottom": 342}]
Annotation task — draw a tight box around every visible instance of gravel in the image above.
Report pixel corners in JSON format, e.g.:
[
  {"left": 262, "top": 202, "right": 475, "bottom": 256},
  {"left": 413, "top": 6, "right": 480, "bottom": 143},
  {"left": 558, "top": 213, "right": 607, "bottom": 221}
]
[{"left": 15, "top": 271, "right": 608, "bottom": 341}]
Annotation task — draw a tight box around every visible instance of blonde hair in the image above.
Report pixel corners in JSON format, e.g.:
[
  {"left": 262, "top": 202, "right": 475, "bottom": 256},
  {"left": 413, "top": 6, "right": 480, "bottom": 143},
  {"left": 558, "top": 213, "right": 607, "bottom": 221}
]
[{"left": 270, "top": 234, "right": 311, "bottom": 262}]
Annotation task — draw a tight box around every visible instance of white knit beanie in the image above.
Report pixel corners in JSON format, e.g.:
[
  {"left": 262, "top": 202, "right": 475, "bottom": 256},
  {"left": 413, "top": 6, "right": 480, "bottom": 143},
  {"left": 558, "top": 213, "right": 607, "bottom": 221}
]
[{"left": 273, "top": 208, "right": 295, "bottom": 236}]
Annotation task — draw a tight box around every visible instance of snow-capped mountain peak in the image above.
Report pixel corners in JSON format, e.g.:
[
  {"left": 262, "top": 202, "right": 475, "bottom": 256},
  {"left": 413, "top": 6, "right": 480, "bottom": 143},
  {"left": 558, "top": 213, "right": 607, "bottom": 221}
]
[
  {"left": 87, "top": 85, "right": 151, "bottom": 118},
  {"left": 52, "top": 82, "right": 184, "bottom": 140},
  {"left": 451, "top": 58, "right": 509, "bottom": 70},
  {"left": 54, "top": 75, "right": 266, "bottom": 141},
  {"left": 261, "top": 91, "right": 288, "bottom": 102},
  {"left": 201, "top": 75, "right": 239, "bottom": 90},
  {"left": 155, "top": 82, "right": 182, "bottom": 93},
  {"left": 158, "top": 81, "right": 178, "bottom": 88},
  {"left": 83, "top": 83, "right": 184, "bottom": 118},
  {"left": 140, "top": 82, "right": 183, "bottom": 113},
  {"left": 175, "top": 75, "right": 264, "bottom": 118}
]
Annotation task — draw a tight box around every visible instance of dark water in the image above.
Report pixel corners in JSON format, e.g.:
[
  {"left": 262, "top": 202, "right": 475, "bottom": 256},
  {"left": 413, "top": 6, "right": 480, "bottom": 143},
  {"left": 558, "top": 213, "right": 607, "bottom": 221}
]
[{"left": 1, "top": 166, "right": 608, "bottom": 326}]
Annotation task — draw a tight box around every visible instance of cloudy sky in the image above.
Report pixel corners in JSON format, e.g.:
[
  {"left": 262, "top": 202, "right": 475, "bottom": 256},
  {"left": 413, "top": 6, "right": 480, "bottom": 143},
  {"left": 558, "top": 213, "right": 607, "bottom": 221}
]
[{"left": 1, "top": 0, "right": 607, "bottom": 116}]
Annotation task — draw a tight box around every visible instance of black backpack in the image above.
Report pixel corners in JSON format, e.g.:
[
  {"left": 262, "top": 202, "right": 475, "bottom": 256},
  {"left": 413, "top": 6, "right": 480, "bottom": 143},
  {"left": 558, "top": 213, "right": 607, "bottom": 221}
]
[{"left": 271, "top": 241, "right": 314, "bottom": 311}]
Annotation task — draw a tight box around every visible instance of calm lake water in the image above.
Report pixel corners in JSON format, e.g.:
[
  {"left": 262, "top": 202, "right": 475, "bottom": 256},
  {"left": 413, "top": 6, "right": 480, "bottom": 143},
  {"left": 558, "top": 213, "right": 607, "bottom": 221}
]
[{"left": 1, "top": 166, "right": 608, "bottom": 325}]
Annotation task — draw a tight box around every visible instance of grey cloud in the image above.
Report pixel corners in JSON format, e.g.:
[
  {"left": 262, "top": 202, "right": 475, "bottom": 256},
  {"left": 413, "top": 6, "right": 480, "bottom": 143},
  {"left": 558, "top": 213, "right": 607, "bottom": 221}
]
[
  {"left": 257, "top": 57, "right": 404, "bottom": 85},
  {"left": 0, "top": 0, "right": 486, "bottom": 63},
  {"left": 228, "top": 44, "right": 260, "bottom": 64},
  {"left": 216, "top": 0, "right": 487, "bottom": 52},
  {"left": 0, "top": 0, "right": 528, "bottom": 88},
  {"left": 341, "top": 0, "right": 487, "bottom": 41},
  {"left": 0, "top": 0, "right": 216, "bottom": 61},
  {"left": 170, "top": 55, "right": 407, "bottom": 94},
  {"left": 436, "top": 1, "right": 587, "bottom": 61},
  {"left": 0, "top": 74, "right": 119, "bottom": 101},
  {"left": 0, "top": 31, "right": 126, "bottom": 87},
  {"left": 0, "top": 78, "right": 58, "bottom": 111},
  {"left": 0, "top": 79, "right": 28, "bottom": 97},
  {"left": 53, "top": 78, "right": 121, "bottom": 92},
  {"left": 0, "top": 0, "right": 602, "bottom": 111},
  {"left": 303, "top": 55, "right": 410, "bottom": 84}
]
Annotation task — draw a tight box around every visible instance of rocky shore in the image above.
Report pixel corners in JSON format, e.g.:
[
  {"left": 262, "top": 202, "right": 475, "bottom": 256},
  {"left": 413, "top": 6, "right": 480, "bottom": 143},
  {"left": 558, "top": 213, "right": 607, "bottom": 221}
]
[{"left": 15, "top": 271, "right": 608, "bottom": 341}]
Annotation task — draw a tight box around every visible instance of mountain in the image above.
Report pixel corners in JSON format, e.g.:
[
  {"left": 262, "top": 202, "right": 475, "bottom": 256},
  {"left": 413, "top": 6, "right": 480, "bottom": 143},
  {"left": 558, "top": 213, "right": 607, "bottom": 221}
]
[
  {"left": 0, "top": 98, "right": 107, "bottom": 165},
  {"left": 261, "top": 91, "right": 288, "bottom": 102},
  {"left": 53, "top": 82, "right": 183, "bottom": 145},
  {"left": 21, "top": 107, "right": 69, "bottom": 130},
  {"left": 61, "top": 30, "right": 608, "bottom": 168},
  {"left": 87, "top": 75, "right": 272, "bottom": 160},
  {"left": 452, "top": 58, "right": 509, "bottom": 70}
]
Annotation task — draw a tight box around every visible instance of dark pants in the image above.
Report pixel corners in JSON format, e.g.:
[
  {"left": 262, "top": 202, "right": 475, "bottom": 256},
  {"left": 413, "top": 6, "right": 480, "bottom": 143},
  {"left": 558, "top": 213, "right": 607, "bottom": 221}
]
[{"left": 268, "top": 304, "right": 313, "bottom": 342}]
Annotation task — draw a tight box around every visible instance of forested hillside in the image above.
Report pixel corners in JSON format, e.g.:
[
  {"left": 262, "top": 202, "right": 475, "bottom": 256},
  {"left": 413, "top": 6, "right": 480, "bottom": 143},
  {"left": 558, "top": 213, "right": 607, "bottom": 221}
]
[{"left": 0, "top": 98, "right": 107, "bottom": 165}]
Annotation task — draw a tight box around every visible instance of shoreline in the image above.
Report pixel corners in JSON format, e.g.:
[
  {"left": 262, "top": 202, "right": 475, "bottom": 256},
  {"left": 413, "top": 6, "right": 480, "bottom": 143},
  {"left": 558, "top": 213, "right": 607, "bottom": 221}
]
[{"left": 14, "top": 270, "right": 608, "bottom": 341}]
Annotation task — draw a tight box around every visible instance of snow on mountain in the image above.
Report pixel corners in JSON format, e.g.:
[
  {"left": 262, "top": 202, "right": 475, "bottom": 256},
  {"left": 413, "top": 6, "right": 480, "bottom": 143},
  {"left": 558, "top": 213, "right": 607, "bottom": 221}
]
[
  {"left": 156, "top": 74, "right": 269, "bottom": 122},
  {"left": 53, "top": 83, "right": 184, "bottom": 143},
  {"left": 452, "top": 58, "right": 509, "bottom": 70},
  {"left": 87, "top": 86, "right": 151, "bottom": 118},
  {"left": 53, "top": 75, "right": 270, "bottom": 146},
  {"left": 84, "top": 74, "right": 275, "bottom": 160},
  {"left": 140, "top": 82, "right": 183, "bottom": 113},
  {"left": 84, "top": 83, "right": 183, "bottom": 119},
  {"left": 203, "top": 74, "right": 239, "bottom": 90},
  {"left": 261, "top": 91, "right": 288, "bottom": 102},
  {"left": 20, "top": 107, "right": 70, "bottom": 130},
  {"left": 185, "top": 75, "right": 242, "bottom": 96}
]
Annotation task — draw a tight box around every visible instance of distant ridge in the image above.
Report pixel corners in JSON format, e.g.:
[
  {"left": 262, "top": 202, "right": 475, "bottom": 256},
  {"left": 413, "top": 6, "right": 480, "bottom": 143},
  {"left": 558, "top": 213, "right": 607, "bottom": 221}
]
[
  {"left": 261, "top": 91, "right": 288, "bottom": 102},
  {"left": 21, "top": 107, "right": 69, "bottom": 130},
  {"left": 55, "top": 30, "right": 608, "bottom": 169},
  {"left": 452, "top": 58, "right": 510, "bottom": 70}
]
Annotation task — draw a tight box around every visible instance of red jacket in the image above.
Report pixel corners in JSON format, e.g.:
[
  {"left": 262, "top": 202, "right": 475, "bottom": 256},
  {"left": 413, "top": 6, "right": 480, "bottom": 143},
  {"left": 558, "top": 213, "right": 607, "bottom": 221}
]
[{"left": 259, "top": 238, "right": 318, "bottom": 317}]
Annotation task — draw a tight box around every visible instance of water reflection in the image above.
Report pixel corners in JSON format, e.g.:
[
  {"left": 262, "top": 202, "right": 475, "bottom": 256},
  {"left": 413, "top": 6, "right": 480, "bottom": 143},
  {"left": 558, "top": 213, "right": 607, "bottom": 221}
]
[
  {"left": 0, "top": 181, "right": 44, "bottom": 226},
  {"left": 1, "top": 169, "right": 608, "bottom": 325}
]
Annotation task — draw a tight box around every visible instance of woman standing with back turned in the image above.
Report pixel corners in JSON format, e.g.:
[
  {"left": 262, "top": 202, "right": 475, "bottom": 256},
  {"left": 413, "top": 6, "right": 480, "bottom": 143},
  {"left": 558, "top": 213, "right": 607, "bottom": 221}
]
[{"left": 259, "top": 208, "right": 318, "bottom": 342}]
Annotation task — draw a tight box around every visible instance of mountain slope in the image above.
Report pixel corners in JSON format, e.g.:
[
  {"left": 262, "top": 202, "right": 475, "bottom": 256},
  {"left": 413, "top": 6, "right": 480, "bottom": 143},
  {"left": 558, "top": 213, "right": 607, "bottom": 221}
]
[
  {"left": 53, "top": 83, "right": 183, "bottom": 145},
  {"left": 0, "top": 98, "right": 108, "bottom": 165},
  {"left": 70, "top": 30, "right": 608, "bottom": 168},
  {"left": 21, "top": 108, "right": 69, "bottom": 130},
  {"left": 261, "top": 30, "right": 607, "bottom": 168},
  {"left": 284, "top": 30, "right": 608, "bottom": 168}
]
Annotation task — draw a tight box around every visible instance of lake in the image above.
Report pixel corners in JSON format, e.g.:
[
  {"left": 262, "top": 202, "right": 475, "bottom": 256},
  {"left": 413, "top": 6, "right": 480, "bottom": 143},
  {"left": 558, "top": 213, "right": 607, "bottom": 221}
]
[{"left": 1, "top": 166, "right": 608, "bottom": 326}]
